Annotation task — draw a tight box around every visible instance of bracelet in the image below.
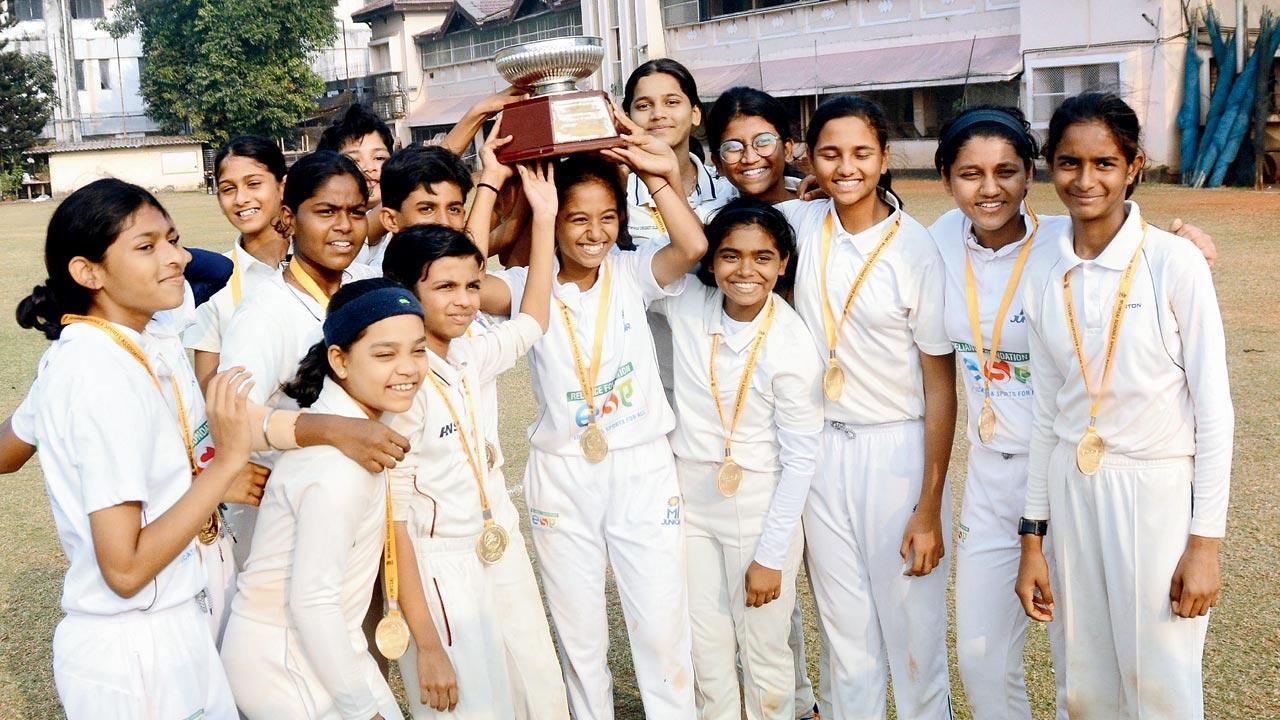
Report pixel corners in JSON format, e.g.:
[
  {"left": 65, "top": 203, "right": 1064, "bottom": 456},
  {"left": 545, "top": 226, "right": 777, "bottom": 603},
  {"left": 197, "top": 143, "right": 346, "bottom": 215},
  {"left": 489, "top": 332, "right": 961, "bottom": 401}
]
[
  {"left": 477, "top": 182, "right": 501, "bottom": 195},
  {"left": 649, "top": 181, "right": 671, "bottom": 198},
  {"left": 1017, "top": 517, "right": 1048, "bottom": 536},
  {"left": 262, "top": 407, "right": 280, "bottom": 452}
]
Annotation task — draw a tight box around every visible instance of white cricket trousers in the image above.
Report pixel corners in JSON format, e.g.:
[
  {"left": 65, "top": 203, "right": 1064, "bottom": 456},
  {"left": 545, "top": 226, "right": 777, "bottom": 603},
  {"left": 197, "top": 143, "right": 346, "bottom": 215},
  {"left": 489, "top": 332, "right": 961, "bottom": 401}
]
[
  {"left": 488, "top": 470, "right": 572, "bottom": 720},
  {"left": 789, "top": 587, "right": 817, "bottom": 719},
  {"left": 221, "top": 613, "right": 401, "bottom": 720},
  {"left": 525, "top": 437, "right": 696, "bottom": 720},
  {"left": 398, "top": 534, "right": 516, "bottom": 720},
  {"left": 678, "top": 458, "right": 803, "bottom": 720},
  {"left": 1047, "top": 443, "right": 1209, "bottom": 720},
  {"left": 955, "top": 445, "right": 1067, "bottom": 720},
  {"left": 804, "top": 419, "right": 953, "bottom": 720},
  {"left": 199, "top": 533, "right": 237, "bottom": 645},
  {"left": 54, "top": 599, "right": 237, "bottom": 720}
]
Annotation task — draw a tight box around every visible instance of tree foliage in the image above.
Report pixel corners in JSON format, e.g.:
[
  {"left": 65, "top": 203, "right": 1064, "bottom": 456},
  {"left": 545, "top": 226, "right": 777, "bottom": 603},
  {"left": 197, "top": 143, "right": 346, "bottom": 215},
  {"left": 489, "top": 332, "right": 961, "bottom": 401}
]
[
  {"left": 0, "top": 1, "right": 56, "bottom": 170},
  {"left": 112, "top": 0, "right": 337, "bottom": 143}
]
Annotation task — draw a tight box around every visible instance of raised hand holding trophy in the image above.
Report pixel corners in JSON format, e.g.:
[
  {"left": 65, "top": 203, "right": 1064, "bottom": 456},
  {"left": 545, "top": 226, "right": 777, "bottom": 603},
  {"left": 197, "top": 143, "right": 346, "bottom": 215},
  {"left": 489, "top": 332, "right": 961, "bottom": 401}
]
[{"left": 493, "top": 37, "right": 625, "bottom": 164}]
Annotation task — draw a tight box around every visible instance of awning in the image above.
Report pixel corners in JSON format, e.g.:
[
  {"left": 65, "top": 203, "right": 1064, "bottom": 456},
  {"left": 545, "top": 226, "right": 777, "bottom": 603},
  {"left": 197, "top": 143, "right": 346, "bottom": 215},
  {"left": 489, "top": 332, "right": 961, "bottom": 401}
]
[
  {"left": 691, "top": 34, "right": 1022, "bottom": 99},
  {"left": 408, "top": 93, "right": 490, "bottom": 128}
]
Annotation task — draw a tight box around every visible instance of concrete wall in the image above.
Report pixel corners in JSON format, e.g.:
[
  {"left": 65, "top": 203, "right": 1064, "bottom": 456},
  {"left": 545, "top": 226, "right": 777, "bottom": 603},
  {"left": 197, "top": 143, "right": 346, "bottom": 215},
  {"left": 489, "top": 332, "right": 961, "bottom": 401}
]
[
  {"left": 365, "top": 9, "right": 448, "bottom": 145},
  {"left": 49, "top": 145, "right": 205, "bottom": 196}
]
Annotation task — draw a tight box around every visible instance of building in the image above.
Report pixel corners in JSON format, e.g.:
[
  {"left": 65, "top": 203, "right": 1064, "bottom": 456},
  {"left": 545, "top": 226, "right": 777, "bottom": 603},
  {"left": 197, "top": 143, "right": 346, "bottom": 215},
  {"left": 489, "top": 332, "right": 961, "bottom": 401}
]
[
  {"left": 36, "top": 134, "right": 205, "bottom": 194},
  {"left": 4, "top": 0, "right": 158, "bottom": 143},
  {"left": 315, "top": 0, "right": 375, "bottom": 104}
]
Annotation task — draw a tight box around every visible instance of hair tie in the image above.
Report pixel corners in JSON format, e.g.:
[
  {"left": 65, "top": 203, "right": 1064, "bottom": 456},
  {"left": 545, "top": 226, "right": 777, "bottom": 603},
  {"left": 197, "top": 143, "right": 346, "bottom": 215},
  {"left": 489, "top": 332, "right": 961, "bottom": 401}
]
[{"left": 323, "top": 285, "right": 424, "bottom": 348}]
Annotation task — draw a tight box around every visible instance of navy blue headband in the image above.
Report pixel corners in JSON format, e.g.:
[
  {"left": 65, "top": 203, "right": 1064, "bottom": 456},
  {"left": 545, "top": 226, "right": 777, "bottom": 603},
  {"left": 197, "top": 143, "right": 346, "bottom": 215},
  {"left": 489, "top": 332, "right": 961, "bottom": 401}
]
[
  {"left": 323, "top": 286, "right": 423, "bottom": 347},
  {"left": 941, "top": 109, "right": 1031, "bottom": 148}
]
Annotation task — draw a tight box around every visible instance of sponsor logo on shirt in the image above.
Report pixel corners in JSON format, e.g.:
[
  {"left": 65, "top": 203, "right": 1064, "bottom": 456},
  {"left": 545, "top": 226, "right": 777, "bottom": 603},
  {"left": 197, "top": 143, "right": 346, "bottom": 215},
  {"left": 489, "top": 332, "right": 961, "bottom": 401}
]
[
  {"left": 957, "top": 521, "right": 970, "bottom": 546},
  {"left": 955, "top": 348, "right": 1034, "bottom": 399},
  {"left": 567, "top": 362, "right": 648, "bottom": 432},
  {"left": 662, "top": 495, "right": 681, "bottom": 526},
  {"left": 439, "top": 421, "right": 458, "bottom": 438},
  {"left": 1010, "top": 310, "right": 1026, "bottom": 324},
  {"left": 530, "top": 508, "right": 559, "bottom": 530}
]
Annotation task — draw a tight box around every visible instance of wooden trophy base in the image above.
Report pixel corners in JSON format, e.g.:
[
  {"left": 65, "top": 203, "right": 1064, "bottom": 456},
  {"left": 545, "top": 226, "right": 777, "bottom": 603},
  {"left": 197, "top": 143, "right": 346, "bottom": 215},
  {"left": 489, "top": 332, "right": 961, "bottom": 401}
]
[{"left": 495, "top": 90, "right": 623, "bottom": 164}]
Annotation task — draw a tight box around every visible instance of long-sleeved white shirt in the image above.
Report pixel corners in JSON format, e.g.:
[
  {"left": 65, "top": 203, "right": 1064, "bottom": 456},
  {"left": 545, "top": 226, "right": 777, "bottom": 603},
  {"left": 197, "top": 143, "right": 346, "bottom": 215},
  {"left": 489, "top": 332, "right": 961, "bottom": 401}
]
[
  {"left": 228, "top": 378, "right": 392, "bottom": 718},
  {"left": 655, "top": 283, "right": 823, "bottom": 569},
  {"left": 1021, "top": 202, "right": 1233, "bottom": 537}
]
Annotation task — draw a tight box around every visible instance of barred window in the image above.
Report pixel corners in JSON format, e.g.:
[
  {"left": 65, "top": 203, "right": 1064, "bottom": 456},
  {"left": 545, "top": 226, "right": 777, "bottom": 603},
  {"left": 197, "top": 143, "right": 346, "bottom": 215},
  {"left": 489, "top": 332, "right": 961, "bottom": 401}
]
[
  {"left": 14, "top": 0, "right": 42, "bottom": 21},
  {"left": 419, "top": 9, "right": 583, "bottom": 70},
  {"left": 1030, "top": 63, "right": 1121, "bottom": 124},
  {"left": 71, "top": 0, "right": 105, "bottom": 19}
]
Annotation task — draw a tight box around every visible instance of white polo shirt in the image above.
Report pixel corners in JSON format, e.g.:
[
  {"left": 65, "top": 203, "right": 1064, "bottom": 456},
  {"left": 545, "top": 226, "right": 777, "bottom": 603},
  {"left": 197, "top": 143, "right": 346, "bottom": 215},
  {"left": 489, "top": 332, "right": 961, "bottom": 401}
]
[
  {"left": 230, "top": 378, "right": 389, "bottom": 719},
  {"left": 493, "top": 245, "right": 683, "bottom": 456},
  {"left": 28, "top": 321, "right": 204, "bottom": 616},
  {"left": 930, "top": 207, "right": 1072, "bottom": 455},
  {"left": 389, "top": 314, "right": 543, "bottom": 536},
  {"left": 1021, "top": 202, "right": 1233, "bottom": 537},
  {"left": 183, "top": 239, "right": 283, "bottom": 354},
  {"left": 778, "top": 194, "right": 952, "bottom": 425},
  {"left": 626, "top": 154, "right": 737, "bottom": 250}
]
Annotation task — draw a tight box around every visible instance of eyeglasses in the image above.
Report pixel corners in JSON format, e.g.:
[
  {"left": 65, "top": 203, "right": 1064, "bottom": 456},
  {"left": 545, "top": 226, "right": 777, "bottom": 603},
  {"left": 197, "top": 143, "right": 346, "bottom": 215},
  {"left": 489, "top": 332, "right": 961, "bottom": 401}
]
[{"left": 718, "top": 132, "right": 781, "bottom": 164}]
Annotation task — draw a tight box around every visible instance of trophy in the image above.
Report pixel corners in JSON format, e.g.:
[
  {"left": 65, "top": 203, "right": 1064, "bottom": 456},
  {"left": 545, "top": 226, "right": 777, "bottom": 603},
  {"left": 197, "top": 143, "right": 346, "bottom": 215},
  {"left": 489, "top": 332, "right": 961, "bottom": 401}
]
[{"left": 493, "top": 36, "right": 624, "bottom": 164}]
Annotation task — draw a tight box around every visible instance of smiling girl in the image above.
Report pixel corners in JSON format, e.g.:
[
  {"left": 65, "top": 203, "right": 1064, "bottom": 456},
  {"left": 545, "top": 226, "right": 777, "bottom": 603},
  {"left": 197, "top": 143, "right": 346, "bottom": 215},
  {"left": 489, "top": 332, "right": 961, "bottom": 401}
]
[
  {"left": 776, "top": 95, "right": 956, "bottom": 719},
  {"left": 185, "top": 136, "right": 290, "bottom": 392},
  {"left": 1015, "top": 93, "right": 1232, "bottom": 719},
  {"left": 706, "top": 87, "right": 796, "bottom": 205},
  {"left": 481, "top": 126, "right": 708, "bottom": 718},
  {"left": 220, "top": 278, "right": 428, "bottom": 720},
  {"left": 655, "top": 198, "right": 822, "bottom": 720},
  {"left": 16, "top": 178, "right": 251, "bottom": 719}
]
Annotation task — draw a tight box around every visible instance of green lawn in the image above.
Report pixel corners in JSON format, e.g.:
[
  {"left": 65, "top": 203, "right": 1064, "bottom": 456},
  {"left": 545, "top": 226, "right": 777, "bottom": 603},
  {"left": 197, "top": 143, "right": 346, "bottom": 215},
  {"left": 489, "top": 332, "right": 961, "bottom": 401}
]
[{"left": 0, "top": 180, "right": 1276, "bottom": 718}]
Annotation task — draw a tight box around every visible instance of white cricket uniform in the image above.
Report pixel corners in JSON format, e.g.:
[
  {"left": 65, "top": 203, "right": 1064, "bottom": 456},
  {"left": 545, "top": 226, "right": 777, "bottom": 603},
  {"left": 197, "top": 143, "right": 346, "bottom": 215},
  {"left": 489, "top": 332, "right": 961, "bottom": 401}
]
[
  {"left": 656, "top": 283, "right": 823, "bottom": 720},
  {"left": 217, "top": 263, "right": 379, "bottom": 564},
  {"left": 27, "top": 321, "right": 236, "bottom": 720},
  {"left": 220, "top": 378, "right": 403, "bottom": 720},
  {"left": 931, "top": 207, "right": 1069, "bottom": 719},
  {"left": 493, "top": 245, "right": 696, "bottom": 720},
  {"left": 627, "top": 156, "right": 736, "bottom": 397},
  {"left": 354, "top": 233, "right": 391, "bottom": 272},
  {"left": 778, "top": 194, "right": 955, "bottom": 720},
  {"left": 1021, "top": 203, "right": 1232, "bottom": 720},
  {"left": 389, "top": 313, "right": 568, "bottom": 720},
  {"left": 183, "top": 238, "right": 283, "bottom": 355}
]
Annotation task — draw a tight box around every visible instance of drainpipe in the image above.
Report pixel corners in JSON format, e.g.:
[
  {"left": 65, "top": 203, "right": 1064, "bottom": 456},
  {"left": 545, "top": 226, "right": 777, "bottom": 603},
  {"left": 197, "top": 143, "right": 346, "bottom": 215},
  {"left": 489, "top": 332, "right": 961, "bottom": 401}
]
[{"left": 1236, "top": 0, "right": 1245, "bottom": 74}]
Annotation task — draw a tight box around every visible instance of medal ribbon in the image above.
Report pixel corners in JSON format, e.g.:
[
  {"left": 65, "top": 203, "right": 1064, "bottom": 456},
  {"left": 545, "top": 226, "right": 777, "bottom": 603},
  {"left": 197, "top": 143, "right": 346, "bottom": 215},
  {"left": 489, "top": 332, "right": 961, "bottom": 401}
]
[
  {"left": 555, "top": 262, "right": 613, "bottom": 425},
  {"left": 287, "top": 259, "right": 331, "bottom": 309},
  {"left": 817, "top": 209, "right": 902, "bottom": 372},
  {"left": 963, "top": 205, "right": 1039, "bottom": 412},
  {"left": 1061, "top": 219, "right": 1147, "bottom": 435},
  {"left": 650, "top": 207, "right": 668, "bottom": 236},
  {"left": 230, "top": 246, "right": 243, "bottom": 307},
  {"left": 709, "top": 298, "right": 776, "bottom": 461},
  {"left": 425, "top": 368, "right": 494, "bottom": 525},
  {"left": 380, "top": 470, "right": 400, "bottom": 612}
]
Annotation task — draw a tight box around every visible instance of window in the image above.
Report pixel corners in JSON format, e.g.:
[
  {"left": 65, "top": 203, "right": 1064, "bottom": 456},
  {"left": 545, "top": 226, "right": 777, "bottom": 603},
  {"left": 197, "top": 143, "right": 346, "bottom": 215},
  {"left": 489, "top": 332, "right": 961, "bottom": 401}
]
[
  {"left": 661, "top": 0, "right": 799, "bottom": 26},
  {"left": 419, "top": 9, "right": 583, "bottom": 70},
  {"left": 1030, "top": 62, "right": 1121, "bottom": 124},
  {"left": 99, "top": 59, "right": 111, "bottom": 90},
  {"left": 14, "top": 0, "right": 42, "bottom": 21},
  {"left": 71, "top": 0, "right": 105, "bottom": 19},
  {"left": 75, "top": 60, "right": 86, "bottom": 91}
]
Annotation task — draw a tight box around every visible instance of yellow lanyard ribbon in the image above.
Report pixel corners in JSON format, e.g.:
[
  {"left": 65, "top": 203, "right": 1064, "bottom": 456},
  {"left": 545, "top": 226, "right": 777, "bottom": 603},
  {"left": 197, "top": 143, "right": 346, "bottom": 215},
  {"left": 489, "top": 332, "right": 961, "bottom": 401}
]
[
  {"left": 1062, "top": 219, "right": 1147, "bottom": 430},
  {"left": 287, "top": 259, "right": 331, "bottom": 310},
  {"left": 425, "top": 368, "right": 494, "bottom": 523},
  {"left": 381, "top": 469, "right": 400, "bottom": 609},
  {"left": 963, "top": 206, "right": 1040, "bottom": 402},
  {"left": 61, "top": 314, "right": 196, "bottom": 474},
  {"left": 555, "top": 262, "right": 613, "bottom": 422},
  {"left": 650, "top": 206, "right": 667, "bottom": 236},
  {"left": 709, "top": 298, "right": 776, "bottom": 460},
  {"left": 230, "top": 246, "right": 243, "bottom": 307},
  {"left": 817, "top": 209, "right": 902, "bottom": 369}
]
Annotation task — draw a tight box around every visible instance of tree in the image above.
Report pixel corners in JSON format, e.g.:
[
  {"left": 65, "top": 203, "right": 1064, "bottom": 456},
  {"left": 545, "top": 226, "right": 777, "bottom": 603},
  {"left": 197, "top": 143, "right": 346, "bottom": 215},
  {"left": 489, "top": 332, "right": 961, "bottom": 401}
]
[
  {"left": 0, "top": 0, "right": 56, "bottom": 188},
  {"left": 111, "top": 0, "right": 337, "bottom": 143}
]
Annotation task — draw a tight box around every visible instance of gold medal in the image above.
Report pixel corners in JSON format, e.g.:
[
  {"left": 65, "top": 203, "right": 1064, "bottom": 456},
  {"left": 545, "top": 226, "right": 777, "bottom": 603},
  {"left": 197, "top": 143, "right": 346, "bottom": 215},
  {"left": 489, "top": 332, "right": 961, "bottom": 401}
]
[
  {"left": 580, "top": 422, "right": 609, "bottom": 464},
  {"left": 716, "top": 458, "right": 743, "bottom": 497},
  {"left": 977, "top": 401, "right": 997, "bottom": 445},
  {"left": 822, "top": 362, "right": 844, "bottom": 402},
  {"left": 198, "top": 511, "right": 221, "bottom": 545},
  {"left": 1075, "top": 427, "right": 1105, "bottom": 475},
  {"left": 375, "top": 609, "right": 411, "bottom": 660},
  {"left": 476, "top": 522, "right": 509, "bottom": 564},
  {"left": 485, "top": 441, "right": 497, "bottom": 470}
]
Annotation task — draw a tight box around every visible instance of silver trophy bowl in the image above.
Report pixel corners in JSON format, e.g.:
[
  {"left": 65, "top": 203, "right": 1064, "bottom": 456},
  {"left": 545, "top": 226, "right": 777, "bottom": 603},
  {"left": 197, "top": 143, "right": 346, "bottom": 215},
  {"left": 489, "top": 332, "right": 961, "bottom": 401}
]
[{"left": 494, "top": 36, "right": 606, "bottom": 96}]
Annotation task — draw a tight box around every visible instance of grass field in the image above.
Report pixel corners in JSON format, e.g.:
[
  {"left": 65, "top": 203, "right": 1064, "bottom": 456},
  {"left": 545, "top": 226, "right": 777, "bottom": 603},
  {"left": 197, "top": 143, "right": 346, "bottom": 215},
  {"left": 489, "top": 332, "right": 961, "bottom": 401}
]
[{"left": 0, "top": 179, "right": 1277, "bottom": 718}]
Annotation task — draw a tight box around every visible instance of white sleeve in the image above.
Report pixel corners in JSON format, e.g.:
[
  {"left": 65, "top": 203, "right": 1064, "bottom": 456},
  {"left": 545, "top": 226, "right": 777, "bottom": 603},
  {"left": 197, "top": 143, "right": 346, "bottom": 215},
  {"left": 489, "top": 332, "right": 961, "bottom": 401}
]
[
  {"left": 618, "top": 245, "right": 687, "bottom": 307},
  {"left": 489, "top": 266, "right": 530, "bottom": 321},
  {"left": 387, "top": 391, "right": 427, "bottom": 523},
  {"left": 755, "top": 424, "right": 820, "bottom": 569},
  {"left": 69, "top": 368, "right": 157, "bottom": 513},
  {"left": 1023, "top": 280, "right": 1063, "bottom": 522},
  {"left": 459, "top": 313, "right": 544, "bottom": 384},
  {"left": 10, "top": 387, "right": 36, "bottom": 445},
  {"left": 219, "top": 306, "right": 288, "bottom": 405},
  {"left": 908, "top": 247, "right": 953, "bottom": 356},
  {"left": 288, "top": 472, "right": 381, "bottom": 720},
  {"left": 1169, "top": 253, "right": 1234, "bottom": 537},
  {"left": 183, "top": 291, "right": 225, "bottom": 353}
]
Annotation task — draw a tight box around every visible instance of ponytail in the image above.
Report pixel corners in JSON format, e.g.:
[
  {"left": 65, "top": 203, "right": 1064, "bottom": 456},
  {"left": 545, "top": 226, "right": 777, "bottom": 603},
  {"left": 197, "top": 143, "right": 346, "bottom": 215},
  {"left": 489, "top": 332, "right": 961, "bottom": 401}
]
[{"left": 281, "top": 342, "right": 329, "bottom": 408}]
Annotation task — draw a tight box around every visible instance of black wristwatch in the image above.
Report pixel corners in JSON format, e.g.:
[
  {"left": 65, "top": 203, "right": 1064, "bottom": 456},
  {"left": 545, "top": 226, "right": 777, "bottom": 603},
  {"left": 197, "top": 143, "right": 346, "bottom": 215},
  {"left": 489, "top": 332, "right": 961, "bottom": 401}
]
[{"left": 1017, "top": 517, "right": 1048, "bottom": 536}]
